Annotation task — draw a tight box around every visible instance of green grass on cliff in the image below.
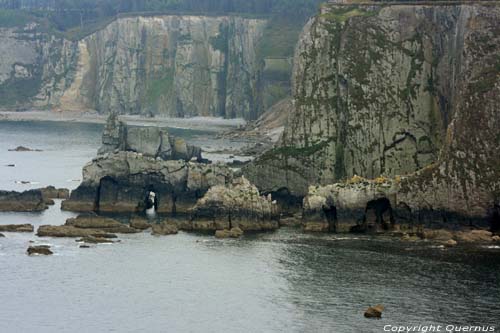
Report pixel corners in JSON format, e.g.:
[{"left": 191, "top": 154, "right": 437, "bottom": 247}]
[{"left": 320, "top": 6, "right": 377, "bottom": 23}]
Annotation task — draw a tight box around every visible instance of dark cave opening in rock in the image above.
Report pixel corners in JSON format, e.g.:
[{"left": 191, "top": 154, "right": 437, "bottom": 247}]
[
  {"left": 489, "top": 204, "right": 500, "bottom": 233},
  {"left": 363, "top": 198, "right": 395, "bottom": 230},
  {"left": 322, "top": 199, "right": 338, "bottom": 232}
]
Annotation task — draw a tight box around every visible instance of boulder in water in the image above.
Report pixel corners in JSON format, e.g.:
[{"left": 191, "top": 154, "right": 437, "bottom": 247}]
[
  {"left": 76, "top": 236, "right": 115, "bottom": 244},
  {"left": 27, "top": 245, "right": 53, "bottom": 255},
  {"left": 364, "top": 305, "right": 384, "bottom": 318},
  {"left": 9, "top": 146, "right": 42, "bottom": 152}
]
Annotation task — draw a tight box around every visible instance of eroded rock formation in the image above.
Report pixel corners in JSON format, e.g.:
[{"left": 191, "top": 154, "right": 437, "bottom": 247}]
[
  {"left": 98, "top": 113, "right": 202, "bottom": 161},
  {"left": 191, "top": 176, "right": 279, "bottom": 231},
  {"left": 62, "top": 151, "right": 233, "bottom": 213},
  {"left": 245, "top": 3, "right": 500, "bottom": 224}
]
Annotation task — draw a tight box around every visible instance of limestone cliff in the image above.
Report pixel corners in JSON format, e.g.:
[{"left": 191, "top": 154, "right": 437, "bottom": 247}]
[
  {"left": 0, "top": 15, "right": 268, "bottom": 119},
  {"left": 245, "top": 1, "right": 500, "bottom": 219},
  {"left": 0, "top": 23, "right": 79, "bottom": 109}
]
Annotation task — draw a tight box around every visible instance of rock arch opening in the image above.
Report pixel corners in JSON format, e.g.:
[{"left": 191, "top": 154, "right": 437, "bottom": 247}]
[{"left": 363, "top": 198, "right": 395, "bottom": 231}]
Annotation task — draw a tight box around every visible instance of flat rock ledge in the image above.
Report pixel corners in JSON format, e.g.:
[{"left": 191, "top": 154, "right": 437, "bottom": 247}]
[
  {"left": 191, "top": 176, "right": 279, "bottom": 231},
  {"left": 151, "top": 222, "right": 178, "bottom": 236},
  {"left": 37, "top": 215, "right": 145, "bottom": 238},
  {"left": 0, "top": 224, "right": 34, "bottom": 232},
  {"left": 0, "top": 190, "right": 47, "bottom": 212}
]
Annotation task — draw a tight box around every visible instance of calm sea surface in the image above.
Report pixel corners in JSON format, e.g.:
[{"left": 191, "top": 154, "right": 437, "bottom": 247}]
[{"left": 0, "top": 121, "right": 499, "bottom": 333}]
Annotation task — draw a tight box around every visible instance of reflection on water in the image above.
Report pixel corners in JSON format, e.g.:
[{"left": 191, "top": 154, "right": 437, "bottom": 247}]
[{"left": 1, "top": 121, "right": 500, "bottom": 332}]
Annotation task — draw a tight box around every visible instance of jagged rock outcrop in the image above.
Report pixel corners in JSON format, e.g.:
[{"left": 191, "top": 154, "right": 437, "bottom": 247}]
[
  {"left": 98, "top": 113, "right": 202, "bottom": 161},
  {"left": 245, "top": 3, "right": 500, "bottom": 223},
  {"left": 0, "top": 189, "right": 47, "bottom": 212},
  {"left": 0, "top": 16, "right": 268, "bottom": 119},
  {"left": 62, "top": 151, "right": 233, "bottom": 213},
  {"left": 191, "top": 176, "right": 279, "bottom": 231}
]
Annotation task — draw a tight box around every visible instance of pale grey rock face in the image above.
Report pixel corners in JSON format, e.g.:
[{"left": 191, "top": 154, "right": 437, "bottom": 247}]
[
  {"left": 77, "top": 15, "right": 266, "bottom": 119},
  {"left": 97, "top": 114, "right": 202, "bottom": 161},
  {"left": 0, "top": 16, "right": 268, "bottom": 119},
  {"left": 126, "top": 127, "right": 162, "bottom": 157},
  {"left": 0, "top": 25, "right": 79, "bottom": 109},
  {"left": 245, "top": 3, "right": 500, "bottom": 210}
]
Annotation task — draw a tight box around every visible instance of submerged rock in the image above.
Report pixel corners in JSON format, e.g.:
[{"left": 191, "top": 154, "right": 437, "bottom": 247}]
[
  {"left": 191, "top": 176, "right": 279, "bottom": 231},
  {"left": 0, "top": 224, "right": 34, "bottom": 232},
  {"left": 76, "top": 236, "right": 115, "bottom": 244},
  {"left": 27, "top": 245, "right": 53, "bottom": 255},
  {"left": 0, "top": 233, "right": 4, "bottom": 237},
  {"left": 9, "top": 146, "right": 42, "bottom": 152},
  {"left": 151, "top": 222, "right": 178, "bottom": 236},
  {"left": 0, "top": 190, "right": 47, "bottom": 212},
  {"left": 364, "top": 305, "right": 384, "bottom": 318}
]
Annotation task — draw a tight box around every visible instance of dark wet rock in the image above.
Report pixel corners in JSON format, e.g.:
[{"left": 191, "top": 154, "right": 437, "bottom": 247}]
[
  {"left": 9, "top": 146, "right": 42, "bottom": 152},
  {"left": 5, "top": 164, "right": 15, "bottom": 167},
  {"left": 65, "top": 215, "right": 139, "bottom": 234},
  {"left": 0, "top": 224, "right": 34, "bottom": 232},
  {"left": 27, "top": 245, "right": 53, "bottom": 255},
  {"left": 191, "top": 176, "right": 279, "bottom": 231},
  {"left": 130, "top": 217, "right": 151, "bottom": 230},
  {"left": 364, "top": 305, "right": 384, "bottom": 318},
  {"left": 79, "top": 245, "right": 91, "bottom": 248},
  {"left": 76, "top": 236, "right": 115, "bottom": 244},
  {"left": 0, "top": 190, "right": 47, "bottom": 212},
  {"left": 39, "top": 186, "right": 70, "bottom": 200},
  {"left": 62, "top": 151, "right": 232, "bottom": 213},
  {"left": 0, "top": 233, "right": 4, "bottom": 237},
  {"left": 215, "top": 227, "right": 243, "bottom": 239},
  {"left": 151, "top": 222, "right": 178, "bottom": 236},
  {"left": 37, "top": 225, "right": 117, "bottom": 238}
]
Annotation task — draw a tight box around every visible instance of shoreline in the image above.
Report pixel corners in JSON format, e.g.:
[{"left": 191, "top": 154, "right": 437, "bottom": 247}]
[{"left": 0, "top": 110, "right": 246, "bottom": 132}]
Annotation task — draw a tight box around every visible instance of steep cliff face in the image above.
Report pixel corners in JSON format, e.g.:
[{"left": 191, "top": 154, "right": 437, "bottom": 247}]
[
  {"left": 245, "top": 3, "right": 500, "bottom": 209},
  {"left": 0, "top": 24, "right": 79, "bottom": 109},
  {"left": 0, "top": 15, "right": 268, "bottom": 119},
  {"left": 76, "top": 16, "right": 266, "bottom": 118}
]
